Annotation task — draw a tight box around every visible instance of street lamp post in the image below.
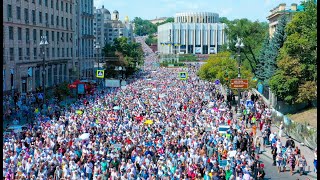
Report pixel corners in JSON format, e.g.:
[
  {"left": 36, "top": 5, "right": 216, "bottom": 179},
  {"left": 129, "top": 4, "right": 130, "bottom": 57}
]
[
  {"left": 39, "top": 36, "right": 49, "bottom": 100},
  {"left": 95, "top": 43, "right": 101, "bottom": 86},
  {"left": 235, "top": 37, "right": 245, "bottom": 106}
]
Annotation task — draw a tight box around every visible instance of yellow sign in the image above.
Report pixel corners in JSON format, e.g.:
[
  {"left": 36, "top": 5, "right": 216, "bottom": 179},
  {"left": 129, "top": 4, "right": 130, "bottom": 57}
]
[{"left": 96, "top": 70, "right": 104, "bottom": 78}]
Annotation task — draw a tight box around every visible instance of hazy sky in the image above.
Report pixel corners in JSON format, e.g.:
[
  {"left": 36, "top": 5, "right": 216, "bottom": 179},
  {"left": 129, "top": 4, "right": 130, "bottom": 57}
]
[{"left": 94, "top": 0, "right": 302, "bottom": 22}]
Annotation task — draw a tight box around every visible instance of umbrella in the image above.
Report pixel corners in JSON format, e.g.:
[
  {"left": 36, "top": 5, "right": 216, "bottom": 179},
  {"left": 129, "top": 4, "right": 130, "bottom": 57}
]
[
  {"left": 113, "top": 106, "right": 121, "bottom": 110},
  {"left": 78, "top": 133, "right": 90, "bottom": 140},
  {"left": 144, "top": 119, "right": 153, "bottom": 125}
]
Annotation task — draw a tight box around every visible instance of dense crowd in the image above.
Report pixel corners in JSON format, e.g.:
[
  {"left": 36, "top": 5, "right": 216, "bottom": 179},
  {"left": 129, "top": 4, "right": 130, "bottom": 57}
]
[{"left": 3, "top": 37, "right": 313, "bottom": 180}]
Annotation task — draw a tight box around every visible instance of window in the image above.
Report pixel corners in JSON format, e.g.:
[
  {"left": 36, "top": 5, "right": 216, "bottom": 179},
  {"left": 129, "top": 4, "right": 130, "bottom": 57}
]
[
  {"left": 70, "top": 48, "right": 73, "bottom": 57},
  {"left": 66, "top": 48, "right": 69, "bottom": 57},
  {"left": 57, "top": 48, "right": 60, "bottom": 57},
  {"left": 32, "top": 10, "right": 36, "bottom": 23},
  {"left": 61, "top": 1, "right": 63, "bottom": 11},
  {"left": 16, "top": 7, "right": 21, "bottom": 20},
  {"left": 66, "top": 33, "right": 68, "bottom": 42},
  {"left": 24, "top": 8, "right": 29, "bottom": 21},
  {"left": 70, "top": 4, "right": 72, "bottom": 14},
  {"left": 56, "top": 0, "right": 59, "bottom": 10},
  {"left": 39, "top": 12, "right": 42, "bottom": 23},
  {"left": 61, "top": 32, "right": 64, "bottom": 42},
  {"left": 19, "top": 48, "right": 23, "bottom": 60},
  {"left": 46, "top": 31, "right": 49, "bottom": 40},
  {"left": 10, "top": 48, "right": 14, "bottom": 61},
  {"left": 51, "top": 31, "right": 54, "bottom": 41},
  {"left": 26, "top": 28, "right": 30, "bottom": 41},
  {"left": 40, "top": 30, "right": 43, "bottom": 39},
  {"left": 33, "top": 29, "right": 37, "bottom": 41},
  {"left": 26, "top": 48, "right": 30, "bottom": 57},
  {"left": 9, "top": 27, "right": 14, "bottom": 40},
  {"left": 51, "top": 14, "right": 54, "bottom": 25},
  {"left": 45, "top": 13, "right": 48, "bottom": 23},
  {"left": 18, "top": 27, "right": 22, "bottom": 40},
  {"left": 7, "top": 5, "right": 12, "bottom": 18},
  {"left": 45, "top": 0, "right": 48, "bottom": 7},
  {"left": 56, "top": 16, "right": 59, "bottom": 26},
  {"left": 51, "top": 0, "right": 53, "bottom": 8},
  {"left": 52, "top": 48, "right": 55, "bottom": 57},
  {"left": 33, "top": 48, "right": 37, "bottom": 59},
  {"left": 61, "top": 17, "right": 64, "bottom": 27},
  {"left": 57, "top": 32, "right": 59, "bottom": 41},
  {"left": 70, "top": 19, "right": 72, "bottom": 29},
  {"left": 39, "top": 0, "right": 42, "bottom": 5},
  {"left": 62, "top": 48, "right": 64, "bottom": 57},
  {"left": 66, "top": 3, "right": 68, "bottom": 12}
]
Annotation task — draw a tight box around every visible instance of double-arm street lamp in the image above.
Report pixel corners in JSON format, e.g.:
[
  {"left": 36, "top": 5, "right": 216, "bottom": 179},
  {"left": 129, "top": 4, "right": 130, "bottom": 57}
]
[
  {"left": 235, "top": 37, "right": 244, "bottom": 106},
  {"left": 39, "top": 36, "right": 49, "bottom": 100}
]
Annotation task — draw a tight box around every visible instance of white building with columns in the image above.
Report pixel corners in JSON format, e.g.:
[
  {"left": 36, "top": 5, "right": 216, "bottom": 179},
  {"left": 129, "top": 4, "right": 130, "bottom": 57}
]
[{"left": 158, "top": 12, "right": 227, "bottom": 55}]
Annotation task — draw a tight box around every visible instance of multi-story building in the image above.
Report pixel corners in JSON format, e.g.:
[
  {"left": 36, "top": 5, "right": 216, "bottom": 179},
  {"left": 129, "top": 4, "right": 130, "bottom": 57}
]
[
  {"left": 3, "top": 0, "right": 76, "bottom": 93},
  {"left": 75, "top": 0, "right": 95, "bottom": 80},
  {"left": 93, "top": 6, "right": 133, "bottom": 54},
  {"left": 157, "top": 12, "right": 227, "bottom": 55},
  {"left": 267, "top": 3, "right": 304, "bottom": 37}
]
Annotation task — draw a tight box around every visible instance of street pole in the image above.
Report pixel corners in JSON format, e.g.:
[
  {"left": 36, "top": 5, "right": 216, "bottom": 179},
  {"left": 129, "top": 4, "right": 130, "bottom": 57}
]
[
  {"left": 235, "top": 37, "right": 244, "bottom": 107},
  {"left": 39, "top": 36, "right": 49, "bottom": 100},
  {"left": 95, "top": 43, "right": 101, "bottom": 88}
]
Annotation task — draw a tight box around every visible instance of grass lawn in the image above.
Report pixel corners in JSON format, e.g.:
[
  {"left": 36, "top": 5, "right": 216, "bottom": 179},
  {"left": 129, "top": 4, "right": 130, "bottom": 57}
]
[{"left": 287, "top": 108, "right": 317, "bottom": 128}]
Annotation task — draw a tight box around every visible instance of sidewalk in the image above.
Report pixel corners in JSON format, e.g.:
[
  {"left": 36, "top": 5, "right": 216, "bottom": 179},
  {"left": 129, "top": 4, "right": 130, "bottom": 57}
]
[{"left": 256, "top": 124, "right": 317, "bottom": 179}]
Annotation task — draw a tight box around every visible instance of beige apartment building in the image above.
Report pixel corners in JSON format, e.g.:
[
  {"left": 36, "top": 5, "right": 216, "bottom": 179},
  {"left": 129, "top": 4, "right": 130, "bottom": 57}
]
[
  {"left": 267, "top": 3, "right": 303, "bottom": 37},
  {"left": 3, "top": 0, "right": 76, "bottom": 94}
]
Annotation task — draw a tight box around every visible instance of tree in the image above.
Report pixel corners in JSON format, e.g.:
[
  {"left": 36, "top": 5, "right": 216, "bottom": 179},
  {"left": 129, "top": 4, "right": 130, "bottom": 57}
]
[
  {"left": 222, "top": 18, "right": 269, "bottom": 74},
  {"left": 133, "top": 17, "right": 157, "bottom": 36},
  {"left": 264, "top": 15, "right": 288, "bottom": 82},
  {"left": 255, "top": 35, "right": 270, "bottom": 81},
  {"left": 197, "top": 51, "right": 255, "bottom": 88},
  {"left": 269, "top": 0, "right": 317, "bottom": 105}
]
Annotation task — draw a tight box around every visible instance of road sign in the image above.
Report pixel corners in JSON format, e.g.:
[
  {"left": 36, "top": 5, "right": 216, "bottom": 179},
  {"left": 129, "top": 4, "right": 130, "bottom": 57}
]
[
  {"left": 230, "top": 79, "right": 248, "bottom": 89},
  {"left": 215, "top": 79, "right": 220, "bottom": 85},
  {"left": 246, "top": 100, "right": 254, "bottom": 107},
  {"left": 179, "top": 72, "right": 188, "bottom": 80},
  {"left": 96, "top": 70, "right": 104, "bottom": 78}
]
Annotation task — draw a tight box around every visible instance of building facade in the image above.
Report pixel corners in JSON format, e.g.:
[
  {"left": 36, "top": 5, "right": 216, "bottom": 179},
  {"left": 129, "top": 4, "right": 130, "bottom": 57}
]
[
  {"left": 75, "top": 0, "right": 95, "bottom": 80},
  {"left": 3, "top": 0, "right": 76, "bottom": 93},
  {"left": 267, "top": 3, "right": 303, "bottom": 37},
  {"left": 93, "top": 6, "right": 133, "bottom": 53},
  {"left": 149, "top": 17, "right": 168, "bottom": 24},
  {"left": 158, "top": 12, "right": 226, "bottom": 55}
]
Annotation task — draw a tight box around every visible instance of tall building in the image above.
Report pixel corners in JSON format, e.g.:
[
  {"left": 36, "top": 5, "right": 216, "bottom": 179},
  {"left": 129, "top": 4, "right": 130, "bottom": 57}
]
[
  {"left": 157, "top": 12, "right": 227, "bottom": 55},
  {"left": 75, "top": 0, "right": 95, "bottom": 80},
  {"left": 267, "top": 3, "right": 304, "bottom": 37},
  {"left": 3, "top": 0, "right": 76, "bottom": 94},
  {"left": 93, "top": 6, "right": 133, "bottom": 54}
]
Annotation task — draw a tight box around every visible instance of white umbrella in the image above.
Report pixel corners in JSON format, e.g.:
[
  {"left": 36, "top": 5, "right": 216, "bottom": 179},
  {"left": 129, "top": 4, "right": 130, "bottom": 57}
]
[
  {"left": 113, "top": 106, "right": 121, "bottom": 110},
  {"left": 78, "top": 133, "right": 90, "bottom": 140}
]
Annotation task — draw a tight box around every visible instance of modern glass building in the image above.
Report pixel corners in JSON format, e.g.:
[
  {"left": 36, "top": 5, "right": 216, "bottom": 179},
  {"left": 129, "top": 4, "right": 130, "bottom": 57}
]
[{"left": 158, "top": 12, "right": 227, "bottom": 55}]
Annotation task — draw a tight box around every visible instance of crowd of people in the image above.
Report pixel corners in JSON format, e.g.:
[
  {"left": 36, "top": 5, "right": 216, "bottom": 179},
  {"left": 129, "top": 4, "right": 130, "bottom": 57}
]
[{"left": 2, "top": 37, "right": 314, "bottom": 180}]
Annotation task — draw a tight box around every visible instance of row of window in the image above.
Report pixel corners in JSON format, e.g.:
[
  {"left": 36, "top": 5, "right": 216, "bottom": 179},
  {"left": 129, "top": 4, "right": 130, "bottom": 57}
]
[
  {"left": 7, "top": 47, "right": 73, "bottom": 61},
  {"left": 7, "top": 6, "right": 73, "bottom": 30},
  {"left": 7, "top": 26, "right": 73, "bottom": 44},
  {"left": 6, "top": 0, "right": 72, "bottom": 18}
]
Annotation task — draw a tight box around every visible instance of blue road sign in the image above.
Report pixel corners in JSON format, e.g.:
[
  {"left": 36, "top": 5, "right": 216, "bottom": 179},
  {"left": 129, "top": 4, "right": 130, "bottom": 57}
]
[{"left": 246, "top": 100, "right": 254, "bottom": 107}]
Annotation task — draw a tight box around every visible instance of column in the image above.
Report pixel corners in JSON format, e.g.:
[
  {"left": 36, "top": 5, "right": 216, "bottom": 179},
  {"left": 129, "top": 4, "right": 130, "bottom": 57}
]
[
  {"left": 186, "top": 27, "right": 188, "bottom": 54},
  {"left": 200, "top": 24, "right": 203, "bottom": 54},
  {"left": 193, "top": 24, "right": 196, "bottom": 54},
  {"left": 56, "top": 64, "right": 60, "bottom": 84},
  {"left": 208, "top": 25, "right": 210, "bottom": 54},
  {"left": 215, "top": 24, "right": 218, "bottom": 53}
]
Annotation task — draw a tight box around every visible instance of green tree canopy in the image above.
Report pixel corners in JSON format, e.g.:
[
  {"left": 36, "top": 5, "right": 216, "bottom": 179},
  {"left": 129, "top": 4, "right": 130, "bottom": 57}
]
[
  {"left": 269, "top": 0, "right": 317, "bottom": 104},
  {"left": 133, "top": 17, "right": 157, "bottom": 36},
  {"left": 102, "top": 37, "right": 144, "bottom": 78},
  {"left": 197, "top": 52, "right": 255, "bottom": 89},
  {"left": 221, "top": 18, "right": 269, "bottom": 74}
]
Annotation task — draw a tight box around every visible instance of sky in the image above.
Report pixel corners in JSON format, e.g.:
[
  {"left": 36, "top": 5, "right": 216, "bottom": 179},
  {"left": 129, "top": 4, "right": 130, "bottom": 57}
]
[{"left": 94, "top": 0, "right": 302, "bottom": 22}]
